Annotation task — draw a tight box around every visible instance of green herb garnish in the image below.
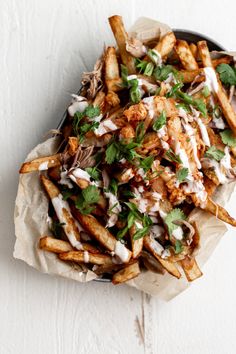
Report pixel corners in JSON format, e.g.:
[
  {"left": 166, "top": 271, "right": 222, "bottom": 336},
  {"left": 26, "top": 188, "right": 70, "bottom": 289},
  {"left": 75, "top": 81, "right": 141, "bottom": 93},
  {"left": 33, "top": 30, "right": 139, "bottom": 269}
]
[
  {"left": 205, "top": 146, "right": 225, "bottom": 161},
  {"left": 50, "top": 221, "right": 65, "bottom": 238},
  {"left": 153, "top": 64, "right": 177, "bottom": 81},
  {"left": 202, "top": 85, "right": 210, "bottom": 97},
  {"left": 174, "top": 240, "right": 183, "bottom": 254},
  {"left": 75, "top": 185, "right": 100, "bottom": 214},
  {"left": 176, "top": 167, "right": 189, "bottom": 183},
  {"left": 152, "top": 111, "right": 166, "bottom": 131},
  {"left": 220, "top": 129, "right": 236, "bottom": 147},
  {"left": 165, "top": 148, "right": 182, "bottom": 164},
  {"left": 85, "top": 167, "right": 101, "bottom": 181},
  {"left": 216, "top": 63, "right": 236, "bottom": 86},
  {"left": 139, "top": 156, "right": 154, "bottom": 172},
  {"left": 164, "top": 208, "right": 186, "bottom": 236}
]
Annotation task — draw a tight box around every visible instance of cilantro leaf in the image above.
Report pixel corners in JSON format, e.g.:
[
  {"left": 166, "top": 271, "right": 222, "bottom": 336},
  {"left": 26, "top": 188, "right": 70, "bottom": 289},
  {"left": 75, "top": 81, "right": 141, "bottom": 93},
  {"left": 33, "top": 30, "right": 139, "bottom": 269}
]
[
  {"left": 220, "top": 129, "right": 236, "bottom": 147},
  {"left": 174, "top": 240, "right": 183, "bottom": 254},
  {"left": 85, "top": 167, "right": 101, "bottom": 181},
  {"left": 153, "top": 111, "right": 166, "bottom": 131},
  {"left": 139, "top": 156, "right": 154, "bottom": 172},
  {"left": 108, "top": 178, "right": 118, "bottom": 195},
  {"left": 75, "top": 185, "right": 100, "bottom": 215},
  {"left": 216, "top": 64, "right": 236, "bottom": 86},
  {"left": 61, "top": 189, "right": 74, "bottom": 201},
  {"left": 84, "top": 105, "right": 100, "bottom": 118},
  {"left": 165, "top": 148, "right": 182, "bottom": 164},
  {"left": 105, "top": 141, "right": 119, "bottom": 164},
  {"left": 205, "top": 146, "right": 225, "bottom": 161},
  {"left": 176, "top": 168, "right": 188, "bottom": 182},
  {"left": 164, "top": 208, "right": 186, "bottom": 236}
]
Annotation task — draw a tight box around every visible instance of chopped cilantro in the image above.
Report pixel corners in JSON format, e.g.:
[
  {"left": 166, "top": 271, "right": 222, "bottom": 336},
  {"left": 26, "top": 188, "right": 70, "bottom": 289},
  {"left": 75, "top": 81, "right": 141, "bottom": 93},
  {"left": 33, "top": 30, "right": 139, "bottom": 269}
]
[
  {"left": 220, "top": 129, "right": 236, "bottom": 147},
  {"left": 176, "top": 167, "right": 189, "bottom": 183},
  {"left": 216, "top": 63, "right": 236, "bottom": 86},
  {"left": 205, "top": 146, "right": 225, "bottom": 161},
  {"left": 85, "top": 167, "right": 101, "bottom": 181},
  {"left": 153, "top": 64, "right": 176, "bottom": 82},
  {"left": 152, "top": 111, "right": 166, "bottom": 131},
  {"left": 139, "top": 156, "right": 154, "bottom": 172},
  {"left": 165, "top": 148, "right": 182, "bottom": 164},
  {"left": 75, "top": 185, "right": 100, "bottom": 214},
  {"left": 164, "top": 208, "right": 186, "bottom": 236}
]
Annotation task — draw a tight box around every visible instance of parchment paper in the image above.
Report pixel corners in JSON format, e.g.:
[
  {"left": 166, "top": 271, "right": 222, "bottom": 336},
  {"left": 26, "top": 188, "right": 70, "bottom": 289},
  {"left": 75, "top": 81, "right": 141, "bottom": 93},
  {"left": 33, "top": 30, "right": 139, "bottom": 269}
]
[{"left": 14, "top": 17, "right": 236, "bottom": 300}]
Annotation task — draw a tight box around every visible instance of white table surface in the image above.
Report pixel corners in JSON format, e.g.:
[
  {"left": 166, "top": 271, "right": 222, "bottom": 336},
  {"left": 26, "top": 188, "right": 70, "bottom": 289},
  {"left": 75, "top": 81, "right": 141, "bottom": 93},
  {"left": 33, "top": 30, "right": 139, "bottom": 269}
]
[{"left": 1, "top": 0, "right": 236, "bottom": 353}]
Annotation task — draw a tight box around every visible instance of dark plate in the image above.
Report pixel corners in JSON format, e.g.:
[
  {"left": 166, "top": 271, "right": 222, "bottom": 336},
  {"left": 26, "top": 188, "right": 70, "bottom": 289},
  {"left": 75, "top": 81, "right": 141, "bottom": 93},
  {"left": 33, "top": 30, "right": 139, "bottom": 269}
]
[{"left": 57, "top": 30, "right": 225, "bottom": 283}]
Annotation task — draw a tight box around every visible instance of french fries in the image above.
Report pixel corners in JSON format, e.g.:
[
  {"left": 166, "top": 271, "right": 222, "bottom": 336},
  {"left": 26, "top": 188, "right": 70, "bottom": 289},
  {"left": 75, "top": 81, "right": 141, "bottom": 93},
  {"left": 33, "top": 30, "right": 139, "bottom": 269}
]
[
  {"left": 175, "top": 40, "right": 199, "bottom": 70},
  {"left": 20, "top": 154, "right": 61, "bottom": 173},
  {"left": 112, "top": 261, "right": 140, "bottom": 284},
  {"left": 19, "top": 15, "right": 236, "bottom": 286},
  {"left": 59, "top": 251, "right": 113, "bottom": 265},
  {"left": 108, "top": 15, "right": 136, "bottom": 74},
  {"left": 197, "top": 40, "right": 236, "bottom": 135}
]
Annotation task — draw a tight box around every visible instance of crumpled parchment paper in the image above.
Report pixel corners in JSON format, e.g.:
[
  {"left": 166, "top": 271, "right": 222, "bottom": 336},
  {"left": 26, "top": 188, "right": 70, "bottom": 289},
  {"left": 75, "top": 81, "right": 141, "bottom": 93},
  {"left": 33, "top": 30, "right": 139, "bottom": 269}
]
[{"left": 14, "top": 17, "right": 236, "bottom": 300}]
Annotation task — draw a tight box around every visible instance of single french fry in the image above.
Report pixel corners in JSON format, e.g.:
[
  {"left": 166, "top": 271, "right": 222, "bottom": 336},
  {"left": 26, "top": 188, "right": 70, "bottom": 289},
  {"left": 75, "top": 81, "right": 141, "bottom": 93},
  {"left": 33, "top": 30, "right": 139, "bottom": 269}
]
[
  {"left": 197, "top": 40, "right": 236, "bottom": 135},
  {"left": 59, "top": 251, "right": 113, "bottom": 265},
  {"left": 93, "top": 263, "right": 124, "bottom": 275},
  {"left": 180, "top": 256, "right": 203, "bottom": 282},
  {"left": 39, "top": 236, "right": 73, "bottom": 253},
  {"left": 175, "top": 40, "right": 199, "bottom": 70},
  {"left": 153, "top": 31, "right": 176, "bottom": 58},
  {"left": 129, "top": 224, "right": 143, "bottom": 259},
  {"left": 108, "top": 15, "right": 136, "bottom": 74},
  {"left": 105, "top": 47, "right": 120, "bottom": 92},
  {"left": 112, "top": 261, "right": 140, "bottom": 284},
  {"left": 180, "top": 69, "right": 204, "bottom": 83},
  {"left": 19, "top": 154, "right": 61, "bottom": 173},
  {"left": 203, "top": 176, "right": 218, "bottom": 196},
  {"left": 189, "top": 43, "right": 198, "bottom": 59},
  {"left": 143, "top": 235, "right": 181, "bottom": 278},
  {"left": 196, "top": 196, "right": 236, "bottom": 226},
  {"left": 105, "top": 78, "right": 123, "bottom": 92},
  {"left": 212, "top": 56, "right": 232, "bottom": 67},
  {"left": 71, "top": 206, "right": 132, "bottom": 262},
  {"left": 141, "top": 251, "right": 165, "bottom": 274},
  {"left": 41, "top": 176, "right": 83, "bottom": 249}
]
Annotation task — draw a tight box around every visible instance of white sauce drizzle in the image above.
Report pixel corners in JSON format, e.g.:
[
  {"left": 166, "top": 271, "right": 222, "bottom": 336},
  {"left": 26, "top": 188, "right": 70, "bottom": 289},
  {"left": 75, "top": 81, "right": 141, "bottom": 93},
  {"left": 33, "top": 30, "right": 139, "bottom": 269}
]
[
  {"left": 83, "top": 251, "right": 90, "bottom": 263},
  {"left": 38, "top": 161, "right": 49, "bottom": 171},
  {"left": 59, "top": 170, "right": 73, "bottom": 188},
  {"left": 68, "top": 95, "right": 88, "bottom": 116},
  {"left": 114, "top": 241, "right": 130, "bottom": 263},
  {"left": 94, "top": 119, "right": 118, "bottom": 137},
  {"left": 70, "top": 168, "right": 91, "bottom": 182},
  {"left": 183, "top": 123, "right": 201, "bottom": 169},
  {"left": 51, "top": 194, "right": 83, "bottom": 250},
  {"left": 204, "top": 67, "right": 219, "bottom": 93},
  {"left": 196, "top": 118, "right": 211, "bottom": 147},
  {"left": 105, "top": 192, "right": 122, "bottom": 228},
  {"left": 172, "top": 227, "right": 184, "bottom": 240}
]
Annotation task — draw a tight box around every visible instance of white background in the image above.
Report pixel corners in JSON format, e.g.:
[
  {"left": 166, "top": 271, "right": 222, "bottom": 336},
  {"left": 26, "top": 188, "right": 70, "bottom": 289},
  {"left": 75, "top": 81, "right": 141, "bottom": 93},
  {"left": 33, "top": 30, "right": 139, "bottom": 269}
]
[{"left": 1, "top": 0, "right": 236, "bottom": 353}]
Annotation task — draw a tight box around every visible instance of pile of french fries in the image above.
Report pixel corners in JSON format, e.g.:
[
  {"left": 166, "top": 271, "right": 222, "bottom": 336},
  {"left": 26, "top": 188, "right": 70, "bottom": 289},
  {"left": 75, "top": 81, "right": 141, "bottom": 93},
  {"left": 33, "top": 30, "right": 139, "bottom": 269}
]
[{"left": 19, "top": 15, "right": 236, "bottom": 285}]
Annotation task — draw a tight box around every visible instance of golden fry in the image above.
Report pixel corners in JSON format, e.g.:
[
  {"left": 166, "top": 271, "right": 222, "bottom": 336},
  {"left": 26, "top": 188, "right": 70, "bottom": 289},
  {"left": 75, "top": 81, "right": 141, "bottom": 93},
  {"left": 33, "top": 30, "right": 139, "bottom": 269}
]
[
  {"left": 59, "top": 251, "right": 113, "bottom": 265},
  {"left": 180, "top": 256, "right": 203, "bottom": 282},
  {"left": 112, "top": 261, "right": 140, "bottom": 284},
  {"left": 19, "top": 154, "right": 61, "bottom": 173},
  {"left": 175, "top": 40, "right": 199, "bottom": 70}
]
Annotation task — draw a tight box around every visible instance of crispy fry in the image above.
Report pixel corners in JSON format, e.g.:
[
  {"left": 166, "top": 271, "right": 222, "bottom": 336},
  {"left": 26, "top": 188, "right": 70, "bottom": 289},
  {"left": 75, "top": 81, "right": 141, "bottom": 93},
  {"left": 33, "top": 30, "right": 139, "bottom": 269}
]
[
  {"left": 204, "top": 197, "right": 236, "bottom": 226},
  {"left": 41, "top": 176, "right": 82, "bottom": 249},
  {"left": 108, "top": 15, "right": 135, "bottom": 74},
  {"left": 59, "top": 251, "right": 113, "bottom": 265},
  {"left": 19, "top": 154, "right": 61, "bottom": 173},
  {"left": 93, "top": 263, "right": 124, "bottom": 275},
  {"left": 180, "top": 256, "right": 203, "bottom": 281},
  {"left": 180, "top": 69, "right": 204, "bottom": 83},
  {"left": 39, "top": 236, "right": 73, "bottom": 253},
  {"left": 143, "top": 235, "right": 181, "bottom": 278},
  {"left": 105, "top": 47, "right": 120, "bottom": 92},
  {"left": 129, "top": 223, "right": 143, "bottom": 259},
  {"left": 197, "top": 40, "right": 236, "bottom": 135},
  {"left": 112, "top": 261, "right": 140, "bottom": 284},
  {"left": 141, "top": 251, "right": 165, "bottom": 274},
  {"left": 203, "top": 176, "right": 218, "bottom": 196},
  {"left": 153, "top": 31, "right": 176, "bottom": 57},
  {"left": 71, "top": 207, "right": 132, "bottom": 262},
  {"left": 189, "top": 43, "right": 198, "bottom": 59},
  {"left": 175, "top": 40, "right": 199, "bottom": 70}
]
